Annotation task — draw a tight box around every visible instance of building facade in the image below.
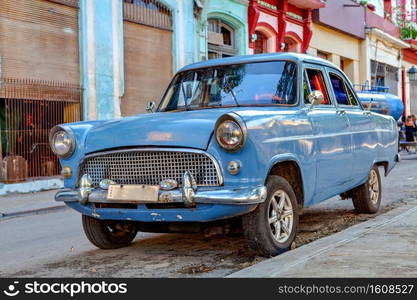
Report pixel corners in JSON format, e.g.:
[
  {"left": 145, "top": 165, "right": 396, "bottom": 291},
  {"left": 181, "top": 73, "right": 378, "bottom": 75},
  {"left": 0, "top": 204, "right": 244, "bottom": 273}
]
[
  {"left": 402, "top": 46, "right": 417, "bottom": 115},
  {"left": 0, "top": 0, "right": 82, "bottom": 186},
  {"left": 4, "top": 0, "right": 417, "bottom": 191},
  {"left": 0, "top": 0, "right": 249, "bottom": 189},
  {"left": 309, "top": 0, "right": 365, "bottom": 85},
  {"left": 364, "top": 5, "right": 408, "bottom": 97},
  {"left": 247, "top": 0, "right": 325, "bottom": 54},
  {"left": 367, "top": 0, "right": 417, "bottom": 116},
  {"left": 80, "top": 0, "right": 196, "bottom": 119},
  {"left": 83, "top": 0, "right": 249, "bottom": 118},
  {"left": 197, "top": 0, "right": 249, "bottom": 60}
]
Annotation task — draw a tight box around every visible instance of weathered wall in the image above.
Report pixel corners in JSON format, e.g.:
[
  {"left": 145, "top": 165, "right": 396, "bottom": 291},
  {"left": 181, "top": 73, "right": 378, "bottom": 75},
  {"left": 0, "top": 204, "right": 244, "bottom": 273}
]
[{"left": 80, "top": 0, "right": 196, "bottom": 120}]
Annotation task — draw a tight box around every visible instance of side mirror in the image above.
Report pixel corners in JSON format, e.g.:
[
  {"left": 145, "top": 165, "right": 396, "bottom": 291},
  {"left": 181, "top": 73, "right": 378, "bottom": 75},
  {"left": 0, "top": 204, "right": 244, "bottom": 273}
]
[
  {"left": 146, "top": 101, "right": 156, "bottom": 113},
  {"left": 308, "top": 90, "right": 324, "bottom": 106}
]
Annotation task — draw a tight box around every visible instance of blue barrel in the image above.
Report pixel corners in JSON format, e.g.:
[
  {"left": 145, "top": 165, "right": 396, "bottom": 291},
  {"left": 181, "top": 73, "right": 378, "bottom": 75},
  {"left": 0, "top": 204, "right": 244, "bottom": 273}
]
[{"left": 357, "top": 91, "right": 404, "bottom": 121}]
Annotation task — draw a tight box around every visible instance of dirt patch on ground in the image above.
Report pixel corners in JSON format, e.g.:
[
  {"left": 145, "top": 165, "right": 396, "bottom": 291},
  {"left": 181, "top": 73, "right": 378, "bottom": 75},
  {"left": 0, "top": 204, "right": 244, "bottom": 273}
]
[
  {"left": 295, "top": 199, "right": 406, "bottom": 246},
  {"left": 176, "top": 198, "right": 410, "bottom": 276}
]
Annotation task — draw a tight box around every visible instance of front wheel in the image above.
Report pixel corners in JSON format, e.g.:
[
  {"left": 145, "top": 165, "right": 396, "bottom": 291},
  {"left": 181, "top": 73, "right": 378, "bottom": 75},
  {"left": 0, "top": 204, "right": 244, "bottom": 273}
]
[
  {"left": 351, "top": 166, "right": 382, "bottom": 214},
  {"left": 82, "top": 215, "right": 137, "bottom": 249},
  {"left": 242, "top": 175, "right": 299, "bottom": 257}
]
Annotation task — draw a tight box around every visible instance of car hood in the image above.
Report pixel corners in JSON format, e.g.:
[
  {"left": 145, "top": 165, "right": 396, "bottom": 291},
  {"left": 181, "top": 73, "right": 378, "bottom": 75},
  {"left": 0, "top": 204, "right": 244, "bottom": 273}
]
[{"left": 84, "top": 109, "right": 236, "bottom": 153}]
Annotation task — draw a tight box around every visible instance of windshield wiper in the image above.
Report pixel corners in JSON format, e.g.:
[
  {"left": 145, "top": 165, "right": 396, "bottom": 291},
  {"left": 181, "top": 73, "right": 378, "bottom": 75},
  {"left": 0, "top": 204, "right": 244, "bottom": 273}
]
[
  {"left": 230, "top": 87, "right": 240, "bottom": 107},
  {"left": 223, "top": 82, "right": 240, "bottom": 107},
  {"left": 180, "top": 84, "right": 190, "bottom": 111}
]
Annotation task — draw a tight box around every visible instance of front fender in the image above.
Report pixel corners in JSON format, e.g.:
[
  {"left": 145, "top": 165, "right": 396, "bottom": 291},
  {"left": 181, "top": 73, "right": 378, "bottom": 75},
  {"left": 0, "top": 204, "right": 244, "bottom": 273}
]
[{"left": 266, "top": 154, "right": 314, "bottom": 206}]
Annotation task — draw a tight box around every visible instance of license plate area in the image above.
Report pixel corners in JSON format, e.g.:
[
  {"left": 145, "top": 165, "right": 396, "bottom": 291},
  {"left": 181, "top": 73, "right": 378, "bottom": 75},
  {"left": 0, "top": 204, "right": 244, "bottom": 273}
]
[{"left": 107, "top": 184, "right": 160, "bottom": 203}]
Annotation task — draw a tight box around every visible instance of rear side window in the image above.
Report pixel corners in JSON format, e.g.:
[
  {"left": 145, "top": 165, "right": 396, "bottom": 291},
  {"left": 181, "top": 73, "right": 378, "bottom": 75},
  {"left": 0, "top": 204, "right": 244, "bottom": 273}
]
[
  {"left": 329, "top": 73, "right": 358, "bottom": 106},
  {"left": 304, "top": 69, "right": 330, "bottom": 105}
]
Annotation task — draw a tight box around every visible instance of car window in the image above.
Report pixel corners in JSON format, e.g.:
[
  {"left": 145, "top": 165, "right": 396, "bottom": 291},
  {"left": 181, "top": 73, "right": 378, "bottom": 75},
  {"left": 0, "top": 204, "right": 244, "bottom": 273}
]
[
  {"left": 303, "top": 75, "right": 310, "bottom": 104},
  {"left": 304, "top": 68, "right": 330, "bottom": 105},
  {"left": 159, "top": 61, "right": 298, "bottom": 112},
  {"left": 329, "top": 73, "right": 358, "bottom": 106}
]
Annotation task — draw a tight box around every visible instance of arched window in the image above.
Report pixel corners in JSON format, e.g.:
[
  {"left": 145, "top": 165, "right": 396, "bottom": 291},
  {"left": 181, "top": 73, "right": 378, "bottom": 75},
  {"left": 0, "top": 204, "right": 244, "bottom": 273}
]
[
  {"left": 254, "top": 31, "right": 268, "bottom": 54},
  {"left": 207, "top": 19, "right": 237, "bottom": 59},
  {"left": 283, "top": 36, "right": 299, "bottom": 53}
]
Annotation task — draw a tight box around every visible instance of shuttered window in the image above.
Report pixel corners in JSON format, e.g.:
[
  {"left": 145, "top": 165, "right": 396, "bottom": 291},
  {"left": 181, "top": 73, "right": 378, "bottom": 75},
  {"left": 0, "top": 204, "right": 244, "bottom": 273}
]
[
  {"left": 0, "top": 0, "right": 79, "bottom": 83},
  {"left": 122, "top": 0, "right": 173, "bottom": 116},
  {"left": 0, "top": 0, "right": 81, "bottom": 182}
]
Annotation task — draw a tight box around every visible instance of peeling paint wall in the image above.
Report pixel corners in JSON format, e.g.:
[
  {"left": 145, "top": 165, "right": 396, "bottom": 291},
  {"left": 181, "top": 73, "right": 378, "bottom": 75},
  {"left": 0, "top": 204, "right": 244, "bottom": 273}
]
[
  {"left": 79, "top": 0, "right": 197, "bottom": 120},
  {"left": 79, "top": 0, "right": 123, "bottom": 121}
]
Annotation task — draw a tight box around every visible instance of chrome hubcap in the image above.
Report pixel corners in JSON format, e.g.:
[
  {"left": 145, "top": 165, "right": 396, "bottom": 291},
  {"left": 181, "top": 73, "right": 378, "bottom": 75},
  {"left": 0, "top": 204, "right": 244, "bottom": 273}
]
[
  {"left": 268, "top": 190, "right": 294, "bottom": 243},
  {"left": 368, "top": 170, "right": 379, "bottom": 205}
]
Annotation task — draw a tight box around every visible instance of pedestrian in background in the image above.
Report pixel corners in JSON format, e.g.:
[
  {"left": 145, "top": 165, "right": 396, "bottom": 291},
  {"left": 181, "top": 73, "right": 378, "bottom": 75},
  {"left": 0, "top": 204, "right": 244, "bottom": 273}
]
[
  {"left": 412, "top": 114, "right": 417, "bottom": 124},
  {"left": 405, "top": 115, "right": 416, "bottom": 142}
]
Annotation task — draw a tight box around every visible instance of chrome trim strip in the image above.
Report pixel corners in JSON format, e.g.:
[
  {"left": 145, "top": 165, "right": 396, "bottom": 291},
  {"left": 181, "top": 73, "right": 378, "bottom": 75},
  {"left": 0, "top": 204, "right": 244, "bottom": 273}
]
[
  {"left": 263, "top": 129, "right": 395, "bottom": 144},
  {"left": 78, "top": 147, "right": 224, "bottom": 187}
]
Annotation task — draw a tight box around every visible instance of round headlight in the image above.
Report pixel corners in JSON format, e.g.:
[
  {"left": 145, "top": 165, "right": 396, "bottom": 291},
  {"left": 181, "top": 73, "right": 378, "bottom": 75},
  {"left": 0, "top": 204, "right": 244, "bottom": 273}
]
[
  {"left": 50, "top": 127, "right": 75, "bottom": 158},
  {"left": 215, "top": 114, "right": 247, "bottom": 152}
]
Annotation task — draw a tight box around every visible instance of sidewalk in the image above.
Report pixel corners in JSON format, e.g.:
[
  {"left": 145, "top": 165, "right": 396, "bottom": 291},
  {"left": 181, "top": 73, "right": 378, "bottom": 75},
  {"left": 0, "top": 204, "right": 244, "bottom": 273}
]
[
  {"left": 0, "top": 190, "right": 66, "bottom": 217},
  {"left": 230, "top": 199, "right": 417, "bottom": 278}
]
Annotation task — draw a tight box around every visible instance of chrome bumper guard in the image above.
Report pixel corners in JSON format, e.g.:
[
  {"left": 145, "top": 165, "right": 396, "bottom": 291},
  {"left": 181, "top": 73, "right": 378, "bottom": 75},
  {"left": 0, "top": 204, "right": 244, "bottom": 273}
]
[
  {"left": 55, "top": 185, "right": 267, "bottom": 206},
  {"left": 56, "top": 171, "right": 267, "bottom": 206}
]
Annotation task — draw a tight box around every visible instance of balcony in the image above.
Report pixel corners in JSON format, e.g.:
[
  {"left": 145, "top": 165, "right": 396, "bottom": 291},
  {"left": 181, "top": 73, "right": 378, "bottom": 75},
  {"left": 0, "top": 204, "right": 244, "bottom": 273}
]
[
  {"left": 365, "top": 9, "right": 400, "bottom": 39},
  {"left": 289, "top": 0, "right": 326, "bottom": 9}
]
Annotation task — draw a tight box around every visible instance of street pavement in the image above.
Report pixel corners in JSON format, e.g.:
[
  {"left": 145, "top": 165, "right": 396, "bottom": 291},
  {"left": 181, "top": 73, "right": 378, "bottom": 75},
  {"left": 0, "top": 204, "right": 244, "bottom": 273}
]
[
  {"left": 229, "top": 198, "right": 417, "bottom": 277},
  {"left": 0, "top": 153, "right": 416, "bottom": 277},
  {"left": 0, "top": 190, "right": 64, "bottom": 217}
]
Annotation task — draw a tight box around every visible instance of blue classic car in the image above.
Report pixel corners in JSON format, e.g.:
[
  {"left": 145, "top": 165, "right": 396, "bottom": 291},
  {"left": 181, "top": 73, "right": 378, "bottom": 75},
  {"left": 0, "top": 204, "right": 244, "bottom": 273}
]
[{"left": 50, "top": 53, "right": 399, "bottom": 256}]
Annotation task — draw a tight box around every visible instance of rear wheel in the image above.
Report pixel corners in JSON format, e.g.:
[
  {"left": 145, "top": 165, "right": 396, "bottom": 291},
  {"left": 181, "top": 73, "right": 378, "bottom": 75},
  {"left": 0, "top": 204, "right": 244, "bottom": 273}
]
[
  {"left": 242, "top": 175, "right": 299, "bottom": 257},
  {"left": 82, "top": 215, "right": 137, "bottom": 249},
  {"left": 352, "top": 166, "right": 381, "bottom": 214}
]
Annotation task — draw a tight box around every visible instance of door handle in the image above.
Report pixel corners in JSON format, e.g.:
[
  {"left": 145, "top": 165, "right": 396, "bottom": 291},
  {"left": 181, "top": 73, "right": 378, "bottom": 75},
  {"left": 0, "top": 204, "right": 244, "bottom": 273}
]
[
  {"left": 337, "top": 110, "right": 346, "bottom": 116},
  {"left": 363, "top": 111, "right": 372, "bottom": 116}
]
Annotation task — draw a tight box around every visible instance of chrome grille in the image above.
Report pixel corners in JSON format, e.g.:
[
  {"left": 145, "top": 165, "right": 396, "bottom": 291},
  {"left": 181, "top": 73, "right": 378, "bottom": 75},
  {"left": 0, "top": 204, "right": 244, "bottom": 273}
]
[{"left": 79, "top": 150, "right": 221, "bottom": 187}]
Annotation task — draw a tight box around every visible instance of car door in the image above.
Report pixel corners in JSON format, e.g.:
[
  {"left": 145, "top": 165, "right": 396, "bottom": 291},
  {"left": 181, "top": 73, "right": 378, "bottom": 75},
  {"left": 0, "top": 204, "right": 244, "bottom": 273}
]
[
  {"left": 326, "top": 68, "right": 377, "bottom": 185},
  {"left": 304, "top": 64, "right": 353, "bottom": 201}
]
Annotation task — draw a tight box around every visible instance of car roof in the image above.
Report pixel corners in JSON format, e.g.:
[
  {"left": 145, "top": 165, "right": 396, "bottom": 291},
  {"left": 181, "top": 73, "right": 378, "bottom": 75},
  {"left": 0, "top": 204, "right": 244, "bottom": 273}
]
[{"left": 178, "top": 52, "right": 338, "bottom": 73}]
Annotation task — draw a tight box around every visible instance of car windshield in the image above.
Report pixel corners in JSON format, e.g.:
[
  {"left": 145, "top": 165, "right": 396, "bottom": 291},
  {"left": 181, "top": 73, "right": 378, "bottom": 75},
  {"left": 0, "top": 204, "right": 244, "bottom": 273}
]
[{"left": 158, "top": 61, "right": 298, "bottom": 112}]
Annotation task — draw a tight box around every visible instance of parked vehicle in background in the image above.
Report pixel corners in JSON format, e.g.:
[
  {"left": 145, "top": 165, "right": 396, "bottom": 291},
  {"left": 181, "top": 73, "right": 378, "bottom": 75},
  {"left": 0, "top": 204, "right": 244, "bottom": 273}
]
[
  {"left": 356, "top": 85, "right": 404, "bottom": 121},
  {"left": 50, "top": 53, "right": 399, "bottom": 257}
]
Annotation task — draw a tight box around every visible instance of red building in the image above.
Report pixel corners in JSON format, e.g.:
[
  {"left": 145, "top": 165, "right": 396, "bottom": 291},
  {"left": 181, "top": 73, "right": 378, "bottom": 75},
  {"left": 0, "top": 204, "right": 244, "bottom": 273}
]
[{"left": 248, "top": 0, "right": 326, "bottom": 54}]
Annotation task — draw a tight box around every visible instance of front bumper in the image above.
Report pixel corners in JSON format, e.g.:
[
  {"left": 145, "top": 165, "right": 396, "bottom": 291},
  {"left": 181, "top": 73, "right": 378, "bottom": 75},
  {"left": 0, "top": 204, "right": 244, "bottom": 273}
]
[
  {"left": 55, "top": 185, "right": 267, "bottom": 206},
  {"left": 66, "top": 201, "right": 258, "bottom": 222}
]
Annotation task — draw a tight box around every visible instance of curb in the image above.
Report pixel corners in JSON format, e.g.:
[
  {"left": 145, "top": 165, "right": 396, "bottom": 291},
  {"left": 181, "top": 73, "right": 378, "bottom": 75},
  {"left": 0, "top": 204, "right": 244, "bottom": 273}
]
[
  {"left": 0, "top": 179, "right": 63, "bottom": 196},
  {"left": 0, "top": 204, "right": 68, "bottom": 219},
  {"left": 228, "top": 199, "right": 417, "bottom": 278}
]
